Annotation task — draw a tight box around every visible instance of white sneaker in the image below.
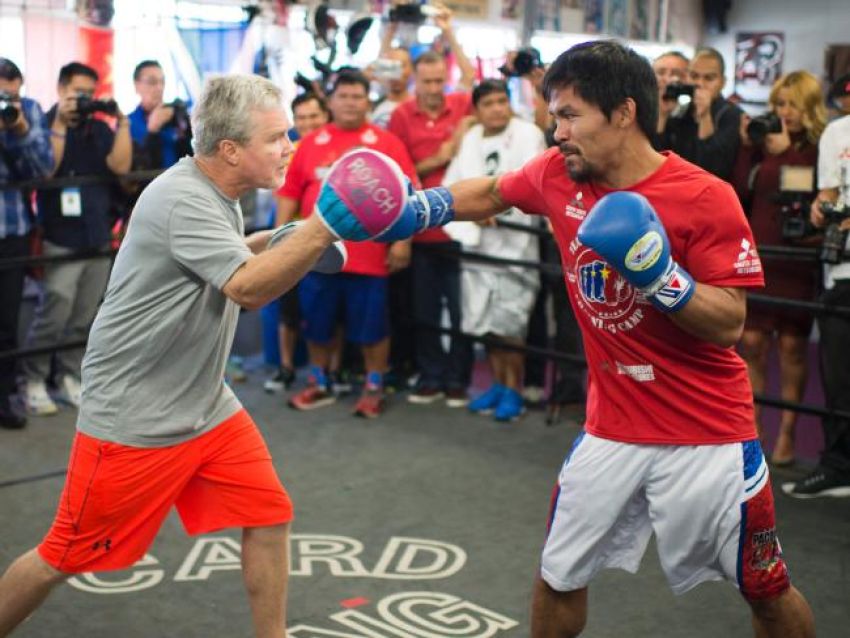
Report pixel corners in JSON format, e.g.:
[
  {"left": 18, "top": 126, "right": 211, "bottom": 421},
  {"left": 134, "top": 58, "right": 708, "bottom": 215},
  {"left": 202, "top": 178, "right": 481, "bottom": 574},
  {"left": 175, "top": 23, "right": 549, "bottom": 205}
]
[
  {"left": 58, "top": 375, "right": 82, "bottom": 408},
  {"left": 26, "top": 380, "right": 59, "bottom": 416}
]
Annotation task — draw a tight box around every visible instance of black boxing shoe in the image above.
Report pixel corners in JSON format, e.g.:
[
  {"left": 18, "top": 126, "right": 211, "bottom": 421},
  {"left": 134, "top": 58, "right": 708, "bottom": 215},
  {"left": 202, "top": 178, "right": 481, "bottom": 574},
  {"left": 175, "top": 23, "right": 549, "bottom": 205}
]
[{"left": 0, "top": 396, "right": 27, "bottom": 430}]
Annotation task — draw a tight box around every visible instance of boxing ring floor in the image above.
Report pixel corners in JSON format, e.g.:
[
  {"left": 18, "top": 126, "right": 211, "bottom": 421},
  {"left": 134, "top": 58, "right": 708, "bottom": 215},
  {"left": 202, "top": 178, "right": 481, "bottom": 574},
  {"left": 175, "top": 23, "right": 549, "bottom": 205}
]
[{"left": 1, "top": 377, "right": 848, "bottom": 638}]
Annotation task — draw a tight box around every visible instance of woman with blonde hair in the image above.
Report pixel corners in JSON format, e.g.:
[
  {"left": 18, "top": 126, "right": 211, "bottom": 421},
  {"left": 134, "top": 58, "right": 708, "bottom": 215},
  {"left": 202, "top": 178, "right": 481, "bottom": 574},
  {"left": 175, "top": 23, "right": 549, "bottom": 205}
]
[{"left": 733, "top": 70, "right": 827, "bottom": 465}]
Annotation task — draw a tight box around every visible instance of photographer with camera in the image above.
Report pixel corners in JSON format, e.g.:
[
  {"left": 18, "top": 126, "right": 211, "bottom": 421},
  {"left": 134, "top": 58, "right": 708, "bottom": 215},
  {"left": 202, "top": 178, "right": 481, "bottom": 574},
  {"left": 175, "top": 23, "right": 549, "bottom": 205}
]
[
  {"left": 22, "top": 62, "right": 131, "bottom": 416},
  {"left": 0, "top": 58, "right": 53, "bottom": 429},
  {"left": 732, "top": 70, "right": 826, "bottom": 466},
  {"left": 658, "top": 47, "right": 742, "bottom": 182},
  {"left": 651, "top": 51, "right": 689, "bottom": 144},
  {"left": 782, "top": 110, "right": 850, "bottom": 498},
  {"left": 498, "top": 47, "right": 550, "bottom": 133},
  {"left": 128, "top": 60, "right": 192, "bottom": 170}
]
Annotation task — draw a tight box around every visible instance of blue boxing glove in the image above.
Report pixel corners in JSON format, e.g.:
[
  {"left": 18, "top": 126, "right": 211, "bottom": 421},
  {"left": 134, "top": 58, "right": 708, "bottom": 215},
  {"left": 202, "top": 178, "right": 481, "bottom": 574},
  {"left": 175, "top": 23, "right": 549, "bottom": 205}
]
[
  {"left": 377, "top": 179, "right": 456, "bottom": 242},
  {"left": 577, "top": 191, "right": 695, "bottom": 312}
]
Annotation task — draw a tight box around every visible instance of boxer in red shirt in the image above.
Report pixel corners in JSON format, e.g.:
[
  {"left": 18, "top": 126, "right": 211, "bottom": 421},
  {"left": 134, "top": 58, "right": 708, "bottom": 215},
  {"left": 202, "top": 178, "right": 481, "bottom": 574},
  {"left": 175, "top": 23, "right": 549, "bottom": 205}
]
[{"left": 383, "top": 40, "right": 815, "bottom": 638}]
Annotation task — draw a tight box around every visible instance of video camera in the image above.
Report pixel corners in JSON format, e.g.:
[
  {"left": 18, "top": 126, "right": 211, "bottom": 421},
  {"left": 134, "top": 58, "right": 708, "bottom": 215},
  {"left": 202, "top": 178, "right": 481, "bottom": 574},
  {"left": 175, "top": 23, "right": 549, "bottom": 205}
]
[
  {"left": 819, "top": 201, "right": 850, "bottom": 264},
  {"left": 0, "top": 91, "right": 20, "bottom": 126},
  {"left": 775, "top": 166, "right": 816, "bottom": 241},
  {"left": 75, "top": 93, "right": 118, "bottom": 118},
  {"left": 747, "top": 111, "right": 782, "bottom": 146},
  {"left": 499, "top": 47, "right": 544, "bottom": 78},
  {"left": 388, "top": 2, "right": 438, "bottom": 25}
]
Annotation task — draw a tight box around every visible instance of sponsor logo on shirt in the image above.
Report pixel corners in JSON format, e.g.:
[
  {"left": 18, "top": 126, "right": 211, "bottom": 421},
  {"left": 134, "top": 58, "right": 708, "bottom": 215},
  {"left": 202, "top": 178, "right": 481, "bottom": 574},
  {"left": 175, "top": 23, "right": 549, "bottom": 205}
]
[
  {"left": 573, "top": 248, "right": 645, "bottom": 334},
  {"left": 315, "top": 130, "right": 331, "bottom": 145},
  {"left": 615, "top": 361, "right": 655, "bottom": 382},
  {"left": 625, "top": 231, "right": 664, "bottom": 272},
  {"left": 734, "top": 238, "right": 763, "bottom": 275},
  {"left": 360, "top": 128, "right": 378, "bottom": 145},
  {"left": 564, "top": 191, "right": 587, "bottom": 220}
]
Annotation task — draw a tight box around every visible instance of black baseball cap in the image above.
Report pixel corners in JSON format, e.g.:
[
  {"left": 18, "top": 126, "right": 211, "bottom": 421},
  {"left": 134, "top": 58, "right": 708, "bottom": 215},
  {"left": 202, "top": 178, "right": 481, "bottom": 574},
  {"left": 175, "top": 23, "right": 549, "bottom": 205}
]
[{"left": 0, "top": 58, "right": 23, "bottom": 82}]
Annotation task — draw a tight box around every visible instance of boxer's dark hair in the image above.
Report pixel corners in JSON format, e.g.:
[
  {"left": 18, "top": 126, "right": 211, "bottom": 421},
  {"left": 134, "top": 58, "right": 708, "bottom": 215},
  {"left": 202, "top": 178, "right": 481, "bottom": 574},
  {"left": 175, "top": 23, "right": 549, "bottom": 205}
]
[
  {"left": 543, "top": 40, "right": 658, "bottom": 141},
  {"left": 473, "top": 79, "right": 510, "bottom": 107}
]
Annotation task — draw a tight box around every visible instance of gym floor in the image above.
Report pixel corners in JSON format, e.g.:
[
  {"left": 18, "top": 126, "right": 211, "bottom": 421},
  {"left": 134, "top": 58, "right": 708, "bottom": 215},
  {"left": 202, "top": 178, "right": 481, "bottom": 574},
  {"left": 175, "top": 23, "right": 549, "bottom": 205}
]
[{"left": 1, "top": 377, "right": 848, "bottom": 637}]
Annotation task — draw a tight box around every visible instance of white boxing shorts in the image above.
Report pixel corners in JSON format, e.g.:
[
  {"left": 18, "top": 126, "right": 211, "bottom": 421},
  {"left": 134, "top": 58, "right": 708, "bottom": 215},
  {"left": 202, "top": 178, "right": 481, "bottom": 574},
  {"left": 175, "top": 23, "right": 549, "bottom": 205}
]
[{"left": 541, "top": 432, "right": 791, "bottom": 601}]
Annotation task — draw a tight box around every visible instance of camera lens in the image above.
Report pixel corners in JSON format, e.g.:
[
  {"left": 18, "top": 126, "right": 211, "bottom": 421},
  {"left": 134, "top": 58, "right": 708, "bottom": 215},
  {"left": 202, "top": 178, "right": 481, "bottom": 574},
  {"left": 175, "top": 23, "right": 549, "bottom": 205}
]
[
  {"left": 747, "top": 112, "right": 782, "bottom": 145},
  {"left": 0, "top": 103, "right": 18, "bottom": 125}
]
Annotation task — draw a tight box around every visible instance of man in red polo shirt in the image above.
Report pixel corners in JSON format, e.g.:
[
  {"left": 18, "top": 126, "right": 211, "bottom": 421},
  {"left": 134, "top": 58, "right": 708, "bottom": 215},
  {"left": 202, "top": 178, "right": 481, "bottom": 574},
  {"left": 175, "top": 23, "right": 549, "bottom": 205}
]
[
  {"left": 278, "top": 70, "right": 417, "bottom": 417},
  {"left": 387, "top": 7, "right": 476, "bottom": 407}
]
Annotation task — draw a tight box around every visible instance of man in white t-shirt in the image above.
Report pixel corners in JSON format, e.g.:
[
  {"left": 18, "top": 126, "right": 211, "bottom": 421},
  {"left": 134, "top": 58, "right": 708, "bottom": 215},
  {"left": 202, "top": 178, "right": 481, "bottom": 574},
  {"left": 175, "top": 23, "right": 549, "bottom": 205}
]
[
  {"left": 443, "top": 79, "right": 546, "bottom": 421},
  {"left": 784, "top": 113, "right": 850, "bottom": 498}
]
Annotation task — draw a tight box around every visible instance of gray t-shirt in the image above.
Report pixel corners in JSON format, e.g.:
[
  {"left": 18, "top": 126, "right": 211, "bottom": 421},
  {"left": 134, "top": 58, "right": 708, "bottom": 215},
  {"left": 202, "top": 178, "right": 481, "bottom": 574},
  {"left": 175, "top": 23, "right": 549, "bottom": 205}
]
[{"left": 77, "top": 158, "right": 252, "bottom": 446}]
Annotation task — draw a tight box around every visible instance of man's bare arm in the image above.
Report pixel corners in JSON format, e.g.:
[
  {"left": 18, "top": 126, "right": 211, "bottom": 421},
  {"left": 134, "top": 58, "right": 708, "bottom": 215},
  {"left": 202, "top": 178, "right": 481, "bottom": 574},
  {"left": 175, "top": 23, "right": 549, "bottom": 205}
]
[{"left": 449, "top": 177, "right": 511, "bottom": 222}]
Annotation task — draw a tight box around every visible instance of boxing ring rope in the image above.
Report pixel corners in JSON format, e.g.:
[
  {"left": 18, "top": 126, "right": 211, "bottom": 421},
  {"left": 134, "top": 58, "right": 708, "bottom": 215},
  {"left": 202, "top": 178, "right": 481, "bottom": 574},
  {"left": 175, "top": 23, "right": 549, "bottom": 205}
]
[{"left": 1, "top": 175, "right": 849, "bottom": 423}]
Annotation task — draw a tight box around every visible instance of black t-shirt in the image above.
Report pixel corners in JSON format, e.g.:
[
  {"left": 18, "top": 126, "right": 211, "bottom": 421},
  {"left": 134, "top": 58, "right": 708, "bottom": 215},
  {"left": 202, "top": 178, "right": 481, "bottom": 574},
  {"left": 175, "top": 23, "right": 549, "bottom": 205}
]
[
  {"left": 38, "top": 106, "right": 115, "bottom": 249},
  {"left": 656, "top": 97, "right": 743, "bottom": 182}
]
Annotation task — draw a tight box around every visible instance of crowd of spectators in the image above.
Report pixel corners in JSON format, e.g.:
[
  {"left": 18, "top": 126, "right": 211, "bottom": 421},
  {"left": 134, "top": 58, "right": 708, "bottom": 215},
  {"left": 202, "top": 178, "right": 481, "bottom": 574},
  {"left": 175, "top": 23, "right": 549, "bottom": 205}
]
[{"left": 1, "top": 5, "right": 849, "bottom": 497}]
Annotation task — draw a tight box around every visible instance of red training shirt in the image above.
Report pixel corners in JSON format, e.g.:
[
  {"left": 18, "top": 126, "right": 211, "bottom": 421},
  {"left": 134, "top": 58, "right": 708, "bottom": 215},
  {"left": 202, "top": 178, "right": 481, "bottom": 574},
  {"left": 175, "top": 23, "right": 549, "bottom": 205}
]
[
  {"left": 388, "top": 92, "right": 473, "bottom": 243},
  {"left": 278, "top": 122, "right": 418, "bottom": 276},
  {"left": 499, "top": 150, "right": 764, "bottom": 445}
]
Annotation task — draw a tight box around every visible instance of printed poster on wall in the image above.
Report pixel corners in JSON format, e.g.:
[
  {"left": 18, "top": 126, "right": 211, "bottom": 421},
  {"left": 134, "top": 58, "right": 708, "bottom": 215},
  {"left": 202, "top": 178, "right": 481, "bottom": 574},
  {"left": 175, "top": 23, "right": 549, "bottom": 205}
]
[{"left": 734, "top": 32, "right": 785, "bottom": 104}]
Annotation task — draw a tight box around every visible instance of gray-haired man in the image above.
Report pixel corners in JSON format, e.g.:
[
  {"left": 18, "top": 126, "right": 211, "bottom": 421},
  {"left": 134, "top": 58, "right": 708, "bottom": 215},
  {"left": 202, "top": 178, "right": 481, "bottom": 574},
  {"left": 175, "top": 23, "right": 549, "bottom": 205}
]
[{"left": 0, "top": 74, "right": 343, "bottom": 638}]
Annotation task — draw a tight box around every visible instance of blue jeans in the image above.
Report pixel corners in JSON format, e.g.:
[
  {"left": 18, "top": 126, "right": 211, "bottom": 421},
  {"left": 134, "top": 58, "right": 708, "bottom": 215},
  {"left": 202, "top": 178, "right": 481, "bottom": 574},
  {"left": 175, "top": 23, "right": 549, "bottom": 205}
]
[{"left": 412, "top": 243, "right": 472, "bottom": 391}]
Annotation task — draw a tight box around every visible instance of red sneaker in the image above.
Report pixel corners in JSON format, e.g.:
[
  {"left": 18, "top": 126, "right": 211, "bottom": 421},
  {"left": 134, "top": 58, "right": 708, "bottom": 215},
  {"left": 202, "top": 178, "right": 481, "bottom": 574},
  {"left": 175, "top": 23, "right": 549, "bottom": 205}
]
[
  {"left": 353, "top": 389, "right": 385, "bottom": 418},
  {"left": 288, "top": 384, "right": 336, "bottom": 410}
]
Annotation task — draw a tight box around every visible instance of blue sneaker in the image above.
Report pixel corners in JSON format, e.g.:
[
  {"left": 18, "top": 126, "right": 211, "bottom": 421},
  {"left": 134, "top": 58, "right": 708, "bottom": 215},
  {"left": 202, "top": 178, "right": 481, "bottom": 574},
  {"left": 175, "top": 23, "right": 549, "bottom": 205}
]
[
  {"left": 494, "top": 388, "right": 525, "bottom": 422},
  {"left": 468, "top": 384, "right": 506, "bottom": 415}
]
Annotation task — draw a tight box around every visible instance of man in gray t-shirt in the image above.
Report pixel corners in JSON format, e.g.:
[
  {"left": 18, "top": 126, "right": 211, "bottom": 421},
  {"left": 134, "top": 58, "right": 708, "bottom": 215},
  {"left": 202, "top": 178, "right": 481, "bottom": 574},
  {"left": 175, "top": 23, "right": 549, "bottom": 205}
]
[{"left": 0, "top": 75, "right": 343, "bottom": 637}]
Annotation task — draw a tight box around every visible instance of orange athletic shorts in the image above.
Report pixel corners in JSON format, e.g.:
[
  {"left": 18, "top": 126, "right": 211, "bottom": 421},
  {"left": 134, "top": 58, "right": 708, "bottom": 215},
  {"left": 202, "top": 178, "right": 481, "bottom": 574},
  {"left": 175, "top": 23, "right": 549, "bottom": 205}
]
[{"left": 38, "top": 409, "right": 293, "bottom": 574}]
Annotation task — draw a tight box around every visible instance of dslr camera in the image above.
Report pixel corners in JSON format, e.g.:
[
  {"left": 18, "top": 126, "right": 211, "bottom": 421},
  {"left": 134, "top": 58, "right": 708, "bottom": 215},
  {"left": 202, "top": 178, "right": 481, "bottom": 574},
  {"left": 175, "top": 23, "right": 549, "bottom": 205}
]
[
  {"left": 663, "top": 83, "right": 695, "bottom": 102},
  {"left": 747, "top": 111, "right": 782, "bottom": 146},
  {"left": 75, "top": 93, "right": 118, "bottom": 118},
  {"left": 819, "top": 201, "right": 850, "bottom": 264},
  {"left": 499, "top": 47, "right": 544, "bottom": 78},
  {"left": 388, "top": 2, "right": 437, "bottom": 24},
  {"left": 0, "top": 91, "right": 20, "bottom": 126},
  {"left": 663, "top": 83, "right": 695, "bottom": 119},
  {"left": 776, "top": 166, "right": 816, "bottom": 241},
  {"left": 373, "top": 58, "right": 404, "bottom": 81}
]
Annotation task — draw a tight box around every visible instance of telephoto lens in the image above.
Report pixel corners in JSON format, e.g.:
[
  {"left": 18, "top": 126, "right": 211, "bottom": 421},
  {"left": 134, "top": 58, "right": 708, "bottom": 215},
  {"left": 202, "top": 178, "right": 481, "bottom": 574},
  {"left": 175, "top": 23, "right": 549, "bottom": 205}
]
[{"left": 0, "top": 92, "right": 20, "bottom": 125}]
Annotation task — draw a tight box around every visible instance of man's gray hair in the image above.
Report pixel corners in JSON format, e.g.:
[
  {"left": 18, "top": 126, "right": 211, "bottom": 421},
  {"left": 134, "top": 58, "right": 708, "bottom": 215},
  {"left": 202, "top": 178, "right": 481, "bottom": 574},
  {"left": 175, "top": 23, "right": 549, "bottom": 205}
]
[{"left": 192, "top": 74, "right": 283, "bottom": 156}]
